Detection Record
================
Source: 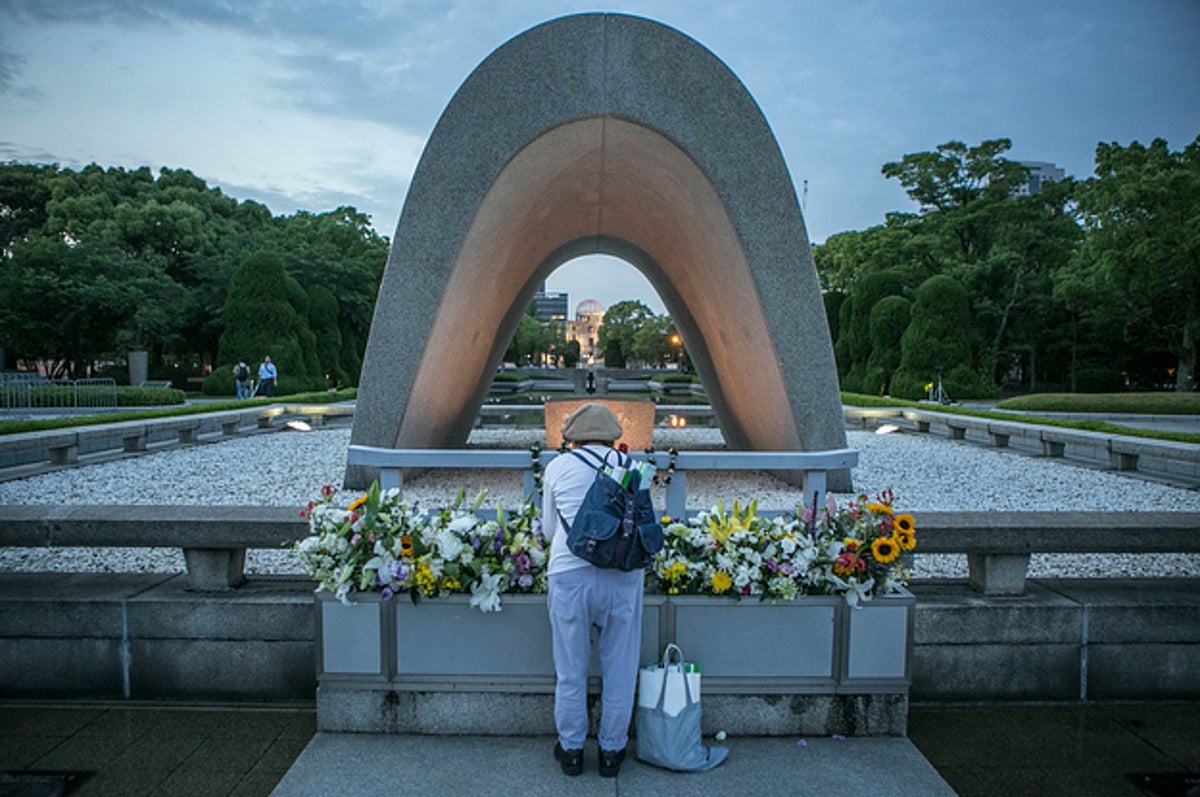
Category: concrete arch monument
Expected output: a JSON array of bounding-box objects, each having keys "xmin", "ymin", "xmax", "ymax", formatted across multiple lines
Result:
[{"xmin": 348, "ymin": 13, "xmax": 849, "ymax": 488}]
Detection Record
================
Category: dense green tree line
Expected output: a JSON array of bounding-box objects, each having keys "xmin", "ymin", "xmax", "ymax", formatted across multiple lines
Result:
[
  {"xmin": 815, "ymin": 136, "xmax": 1199, "ymax": 399},
  {"xmin": 0, "ymin": 163, "xmax": 389, "ymax": 393}
]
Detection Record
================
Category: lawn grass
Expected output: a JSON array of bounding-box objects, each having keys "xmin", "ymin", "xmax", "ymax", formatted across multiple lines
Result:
[
  {"xmin": 0, "ymin": 389, "xmax": 357, "ymax": 436},
  {"xmin": 996, "ymin": 392, "xmax": 1200, "ymax": 415},
  {"xmin": 840, "ymin": 391, "xmax": 1200, "ymax": 445}
]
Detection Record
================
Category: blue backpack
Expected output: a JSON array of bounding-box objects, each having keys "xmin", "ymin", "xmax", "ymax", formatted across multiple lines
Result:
[{"xmin": 557, "ymin": 448, "xmax": 665, "ymax": 572}]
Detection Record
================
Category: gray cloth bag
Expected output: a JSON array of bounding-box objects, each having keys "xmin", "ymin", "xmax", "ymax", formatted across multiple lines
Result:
[{"xmin": 636, "ymin": 645, "xmax": 729, "ymax": 772}]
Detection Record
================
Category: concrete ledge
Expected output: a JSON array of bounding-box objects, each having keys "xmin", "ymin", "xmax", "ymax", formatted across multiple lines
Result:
[
  {"xmin": 315, "ymin": 686, "xmax": 907, "ymax": 736},
  {"xmin": 2, "ymin": 574, "xmax": 1197, "ymax": 705}
]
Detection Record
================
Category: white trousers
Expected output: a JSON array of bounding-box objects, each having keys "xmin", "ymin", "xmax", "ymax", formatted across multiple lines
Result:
[{"xmin": 548, "ymin": 566, "xmax": 644, "ymax": 751}]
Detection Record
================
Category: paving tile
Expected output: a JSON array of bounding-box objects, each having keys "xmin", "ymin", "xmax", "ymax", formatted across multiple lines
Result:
[
  {"xmin": 213, "ymin": 709, "xmax": 312, "ymax": 739},
  {"xmin": 230, "ymin": 771, "xmax": 288, "ymax": 797},
  {"xmin": 27, "ymin": 731, "xmax": 134, "ymax": 770},
  {"xmin": 1104, "ymin": 703, "xmax": 1200, "ymax": 740},
  {"xmin": 153, "ymin": 769, "xmax": 244, "ymax": 797},
  {"xmin": 0, "ymin": 706, "xmax": 104, "ymax": 737},
  {"xmin": 0, "ymin": 735, "xmax": 66, "ymax": 770},
  {"xmin": 106, "ymin": 732, "xmax": 208, "ymax": 772},
  {"xmin": 77, "ymin": 707, "xmax": 229, "ymax": 739},
  {"xmin": 1142, "ymin": 738, "xmax": 1200, "ymax": 772},
  {"xmin": 175, "ymin": 734, "xmax": 274, "ymax": 774},
  {"xmin": 73, "ymin": 766, "xmax": 164, "ymax": 797},
  {"xmin": 249, "ymin": 735, "xmax": 311, "ymax": 773}
]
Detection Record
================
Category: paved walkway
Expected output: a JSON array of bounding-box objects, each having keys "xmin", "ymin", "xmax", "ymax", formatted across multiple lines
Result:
[{"xmin": 2, "ymin": 701, "xmax": 1198, "ymax": 796}]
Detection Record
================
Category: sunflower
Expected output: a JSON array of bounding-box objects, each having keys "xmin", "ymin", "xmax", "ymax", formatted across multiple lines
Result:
[
  {"xmin": 893, "ymin": 528, "xmax": 916, "ymax": 551},
  {"xmin": 894, "ymin": 514, "xmax": 915, "ymax": 534},
  {"xmin": 711, "ymin": 571, "xmax": 733, "ymax": 594},
  {"xmin": 871, "ymin": 536, "xmax": 900, "ymax": 563},
  {"xmin": 348, "ymin": 493, "xmax": 369, "ymax": 513},
  {"xmin": 866, "ymin": 501, "xmax": 893, "ymax": 516}
]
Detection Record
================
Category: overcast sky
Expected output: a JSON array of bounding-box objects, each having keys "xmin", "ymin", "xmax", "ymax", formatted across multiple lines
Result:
[{"xmin": 2, "ymin": 0, "xmax": 1198, "ymax": 315}]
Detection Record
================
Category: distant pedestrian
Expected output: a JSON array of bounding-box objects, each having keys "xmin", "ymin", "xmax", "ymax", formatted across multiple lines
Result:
[
  {"xmin": 258, "ymin": 355, "xmax": 277, "ymax": 398},
  {"xmin": 233, "ymin": 360, "xmax": 251, "ymax": 400}
]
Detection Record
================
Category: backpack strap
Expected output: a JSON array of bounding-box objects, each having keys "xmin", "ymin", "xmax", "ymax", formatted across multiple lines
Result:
[{"xmin": 570, "ymin": 447, "xmax": 628, "ymax": 471}]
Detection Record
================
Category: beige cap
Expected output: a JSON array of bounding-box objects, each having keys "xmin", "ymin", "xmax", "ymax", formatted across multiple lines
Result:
[{"xmin": 561, "ymin": 402, "xmax": 623, "ymax": 443}]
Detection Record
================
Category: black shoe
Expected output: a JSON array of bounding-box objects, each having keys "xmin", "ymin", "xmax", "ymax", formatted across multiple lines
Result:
[
  {"xmin": 599, "ymin": 747, "xmax": 625, "ymax": 778},
  {"xmin": 554, "ymin": 741, "xmax": 583, "ymax": 776}
]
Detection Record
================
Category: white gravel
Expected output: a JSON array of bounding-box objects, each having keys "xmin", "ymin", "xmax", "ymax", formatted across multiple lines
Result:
[{"xmin": 3, "ymin": 426, "xmax": 1199, "ymax": 580}]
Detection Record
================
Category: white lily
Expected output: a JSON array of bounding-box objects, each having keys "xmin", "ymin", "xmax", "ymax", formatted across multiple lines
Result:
[
  {"xmin": 469, "ymin": 570, "xmax": 505, "ymax": 613},
  {"xmin": 826, "ymin": 572, "xmax": 875, "ymax": 608}
]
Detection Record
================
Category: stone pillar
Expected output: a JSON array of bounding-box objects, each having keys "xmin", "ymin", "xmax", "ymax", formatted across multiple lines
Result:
[{"xmin": 128, "ymin": 350, "xmax": 149, "ymax": 387}]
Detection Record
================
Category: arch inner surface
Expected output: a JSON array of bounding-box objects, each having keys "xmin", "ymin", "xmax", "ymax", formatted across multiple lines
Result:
[{"xmin": 399, "ymin": 117, "xmax": 799, "ymax": 452}]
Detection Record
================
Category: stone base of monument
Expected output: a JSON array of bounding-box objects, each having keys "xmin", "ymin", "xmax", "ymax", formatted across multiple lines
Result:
[{"xmin": 314, "ymin": 590, "xmax": 913, "ymax": 736}]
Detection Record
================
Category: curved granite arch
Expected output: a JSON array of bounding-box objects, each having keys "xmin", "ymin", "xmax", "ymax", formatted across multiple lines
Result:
[{"xmin": 348, "ymin": 13, "xmax": 848, "ymax": 488}]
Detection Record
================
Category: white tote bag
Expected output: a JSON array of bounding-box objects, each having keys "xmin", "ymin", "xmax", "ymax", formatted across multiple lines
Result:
[{"xmin": 636, "ymin": 643, "xmax": 728, "ymax": 772}]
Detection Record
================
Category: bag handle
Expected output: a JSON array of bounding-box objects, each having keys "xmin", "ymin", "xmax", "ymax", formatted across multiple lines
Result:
[{"xmin": 652, "ymin": 643, "xmax": 698, "ymax": 711}]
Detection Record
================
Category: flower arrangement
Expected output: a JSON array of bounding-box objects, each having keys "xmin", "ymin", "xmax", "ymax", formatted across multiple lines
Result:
[
  {"xmin": 293, "ymin": 482, "xmax": 914, "ymax": 611},
  {"xmin": 651, "ymin": 491, "xmax": 915, "ymax": 606},
  {"xmin": 293, "ymin": 481, "xmax": 547, "ymax": 612}
]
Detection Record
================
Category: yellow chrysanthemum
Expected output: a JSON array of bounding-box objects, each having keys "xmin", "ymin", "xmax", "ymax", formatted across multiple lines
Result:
[
  {"xmin": 894, "ymin": 514, "xmax": 915, "ymax": 534},
  {"xmin": 872, "ymin": 536, "xmax": 900, "ymax": 563},
  {"xmin": 413, "ymin": 561, "xmax": 438, "ymax": 595},
  {"xmin": 711, "ymin": 571, "xmax": 733, "ymax": 594},
  {"xmin": 662, "ymin": 561, "xmax": 688, "ymax": 582},
  {"xmin": 893, "ymin": 528, "xmax": 916, "ymax": 551},
  {"xmin": 348, "ymin": 493, "xmax": 369, "ymax": 512}
]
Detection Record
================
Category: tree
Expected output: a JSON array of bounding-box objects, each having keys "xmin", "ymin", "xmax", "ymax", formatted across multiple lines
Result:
[
  {"xmin": 890, "ymin": 275, "xmax": 991, "ymax": 400},
  {"xmin": 630, "ymin": 314, "xmax": 674, "ymax": 367},
  {"xmin": 882, "ymin": 139, "xmax": 1030, "ymax": 264},
  {"xmin": 212, "ymin": 251, "xmax": 311, "ymax": 393},
  {"xmin": 863, "ymin": 295, "xmax": 911, "ymax": 396},
  {"xmin": 1068, "ymin": 136, "xmax": 1200, "ymax": 391},
  {"xmin": 598, "ymin": 300, "xmax": 655, "ymax": 368}
]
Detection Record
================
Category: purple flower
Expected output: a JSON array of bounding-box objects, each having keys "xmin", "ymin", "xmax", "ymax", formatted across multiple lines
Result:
[
  {"xmin": 514, "ymin": 553, "xmax": 531, "ymax": 571},
  {"xmin": 766, "ymin": 559, "xmax": 778, "ymax": 572},
  {"xmin": 518, "ymin": 574, "xmax": 533, "ymax": 589},
  {"xmin": 493, "ymin": 540, "xmax": 504, "ymax": 553}
]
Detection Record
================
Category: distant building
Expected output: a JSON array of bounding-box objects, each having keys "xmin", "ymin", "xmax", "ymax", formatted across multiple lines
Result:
[
  {"xmin": 1016, "ymin": 161, "xmax": 1066, "ymax": 196},
  {"xmin": 566, "ymin": 299, "xmax": 606, "ymax": 364},
  {"xmin": 532, "ymin": 283, "xmax": 568, "ymax": 323}
]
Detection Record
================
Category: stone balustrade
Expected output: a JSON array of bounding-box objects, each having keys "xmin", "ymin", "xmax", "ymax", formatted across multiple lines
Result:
[{"xmin": 843, "ymin": 406, "xmax": 1200, "ymax": 485}]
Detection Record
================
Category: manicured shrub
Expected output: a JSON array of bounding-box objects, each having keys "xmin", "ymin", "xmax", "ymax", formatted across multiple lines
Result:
[
  {"xmin": 890, "ymin": 275, "xmax": 992, "ymax": 400},
  {"xmin": 862, "ymin": 295, "xmax": 911, "ymax": 396}
]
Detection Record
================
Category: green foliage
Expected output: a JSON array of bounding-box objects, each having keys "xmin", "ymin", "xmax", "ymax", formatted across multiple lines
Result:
[
  {"xmin": 863, "ymin": 296, "xmax": 911, "ymax": 395},
  {"xmin": 996, "ymin": 392, "xmax": 1200, "ymax": 415},
  {"xmin": 0, "ymin": 389, "xmax": 357, "ymax": 435},
  {"xmin": 0, "ymin": 163, "xmax": 383, "ymax": 387},
  {"xmin": 117, "ymin": 386, "xmax": 186, "ymax": 406},
  {"xmin": 890, "ymin": 276, "xmax": 991, "ymax": 400},
  {"xmin": 216, "ymin": 251, "xmax": 311, "ymax": 387},
  {"xmin": 1064, "ymin": 136, "xmax": 1200, "ymax": 391},
  {"xmin": 598, "ymin": 300, "xmax": 655, "ymax": 368}
]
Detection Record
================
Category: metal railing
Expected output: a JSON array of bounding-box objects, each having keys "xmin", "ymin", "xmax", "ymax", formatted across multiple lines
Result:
[
  {"xmin": 346, "ymin": 445, "xmax": 859, "ymax": 518},
  {"xmin": 1, "ymin": 373, "xmax": 118, "ymax": 410}
]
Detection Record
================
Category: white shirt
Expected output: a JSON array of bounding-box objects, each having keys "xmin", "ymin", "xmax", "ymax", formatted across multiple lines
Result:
[{"xmin": 542, "ymin": 445, "xmax": 623, "ymax": 576}]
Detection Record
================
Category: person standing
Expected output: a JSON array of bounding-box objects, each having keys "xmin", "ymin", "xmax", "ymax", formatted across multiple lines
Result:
[
  {"xmin": 258, "ymin": 355, "xmax": 277, "ymax": 398},
  {"xmin": 542, "ymin": 403, "xmax": 642, "ymax": 778},
  {"xmin": 233, "ymin": 360, "xmax": 251, "ymax": 400}
]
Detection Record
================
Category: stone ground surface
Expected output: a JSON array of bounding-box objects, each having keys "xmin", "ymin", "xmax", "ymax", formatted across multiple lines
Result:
[
  {"xmin": 1, "ymin": 701, "xmax": 1197, "ymax": 796},
  {"xmin": 3, "ymin": 425, "xmax": 1200, "ymax": 580}
]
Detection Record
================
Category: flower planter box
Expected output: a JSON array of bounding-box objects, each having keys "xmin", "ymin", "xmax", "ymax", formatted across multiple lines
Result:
[{"xmin": 314, "ymin": 590, "xmax": 912, "ymax": 735}]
